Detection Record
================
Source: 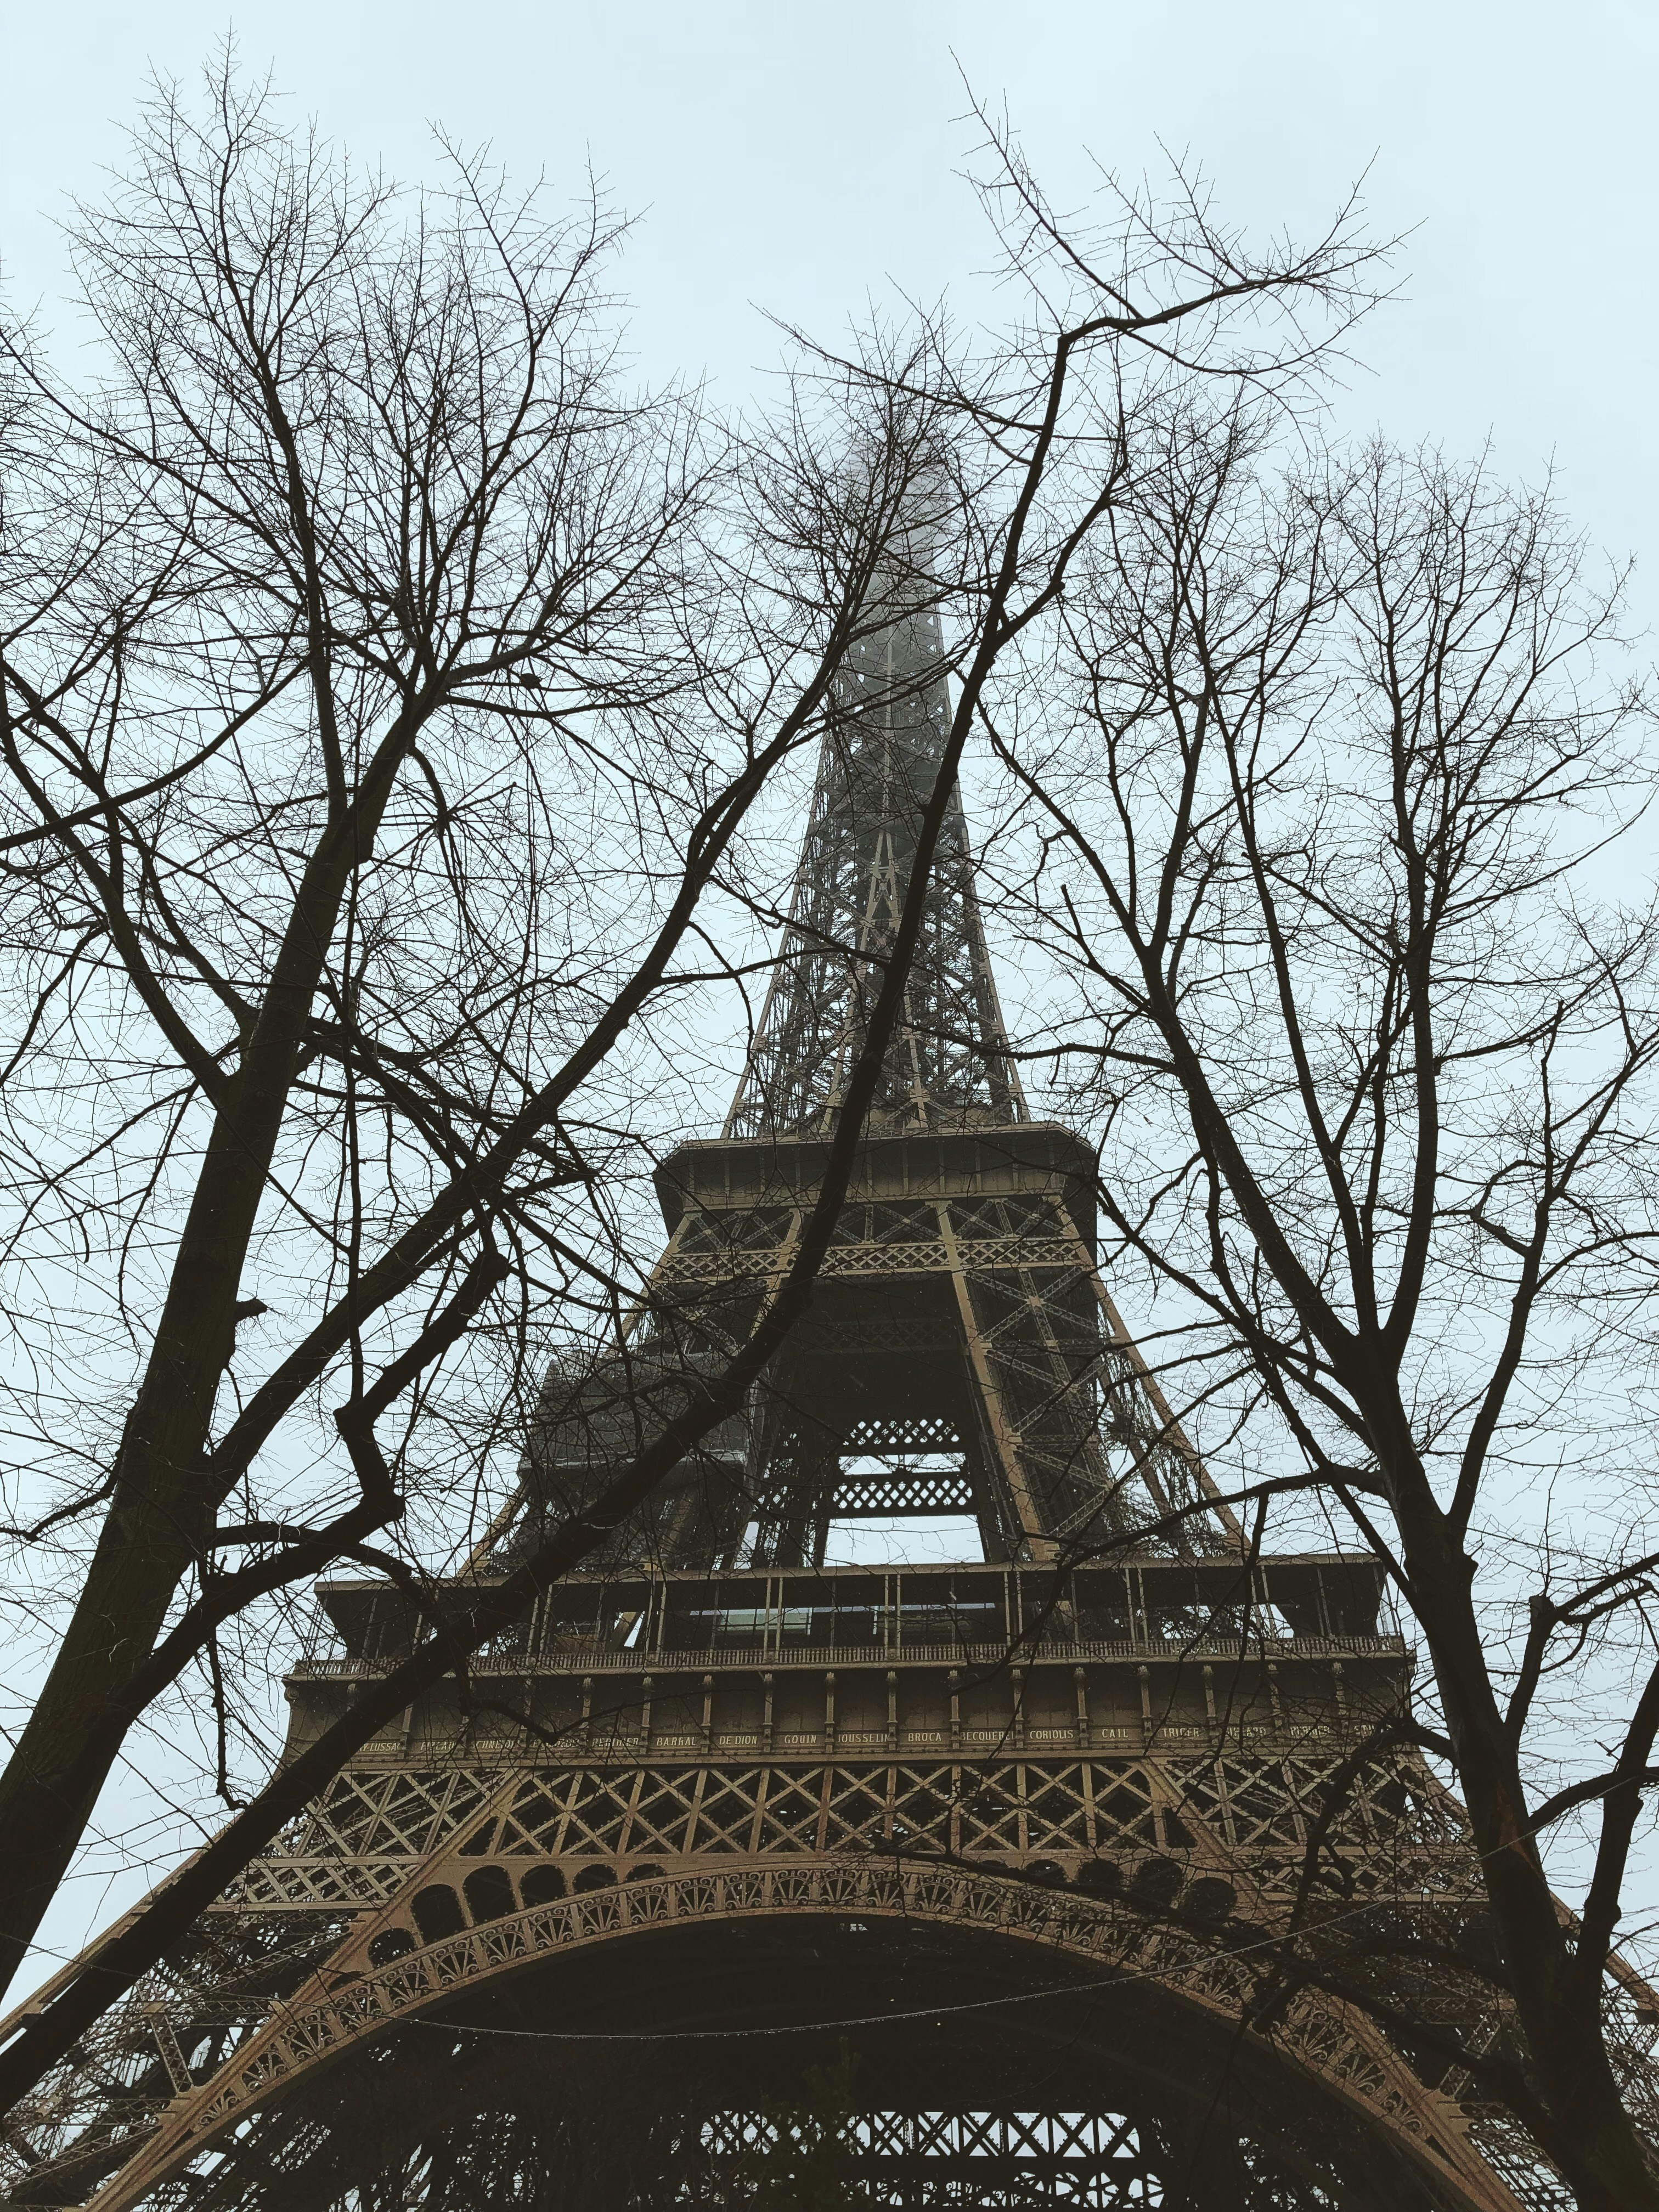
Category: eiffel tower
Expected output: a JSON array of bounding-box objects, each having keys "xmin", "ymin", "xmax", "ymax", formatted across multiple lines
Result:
[{"xmin": 2, "ymin": 593, "xmax": 1635, "ymax": 2212}]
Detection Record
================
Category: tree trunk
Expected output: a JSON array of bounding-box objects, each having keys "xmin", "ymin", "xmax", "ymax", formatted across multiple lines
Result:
[
  {"xmin": 1376, "ymin": 1408, "xmax": 1658, "ymax": 2210},
  {"xmin": 0, "ymin": 795, "xmax": 389, "ymax": 1994},
  {"xmin": 0, "ymin": 1475, "xmax": 205, "ymax": 1994}
]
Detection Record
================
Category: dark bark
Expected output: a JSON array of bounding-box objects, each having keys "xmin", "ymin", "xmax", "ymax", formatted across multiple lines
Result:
[
  {"xmin": 0, "ymin": 326, "xmax": 1062, "ymax": 2107},
  {"xmin": 996, "ymin": 428, "xmax": 1659, "ymax": 2205}
]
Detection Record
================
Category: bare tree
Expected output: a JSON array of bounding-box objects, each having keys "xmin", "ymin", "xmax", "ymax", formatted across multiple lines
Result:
[
  {"xmin": 988, "ymin": 408, "xmax": 1659, "ymax": 2206},
  {"xmin": 0, "ymin": 58, "xmax": 972, "ymax": 2005},
  {"xmin": 0, "ymin": 68, "xmax": 1385, "ymax": 2121}
]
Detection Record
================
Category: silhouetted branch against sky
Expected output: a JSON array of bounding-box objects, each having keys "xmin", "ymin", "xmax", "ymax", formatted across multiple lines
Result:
[
  {"xmin": 1, "ymin": 20, "xmax": 1656, "ymax": 2204},
  {"xmin": 977, "ymin": 410, "xmax": 1659, "ymax": 2204},
  {"xmin": 0, "ymin": 48, "xmax": 1387, "ymax": 2053}
]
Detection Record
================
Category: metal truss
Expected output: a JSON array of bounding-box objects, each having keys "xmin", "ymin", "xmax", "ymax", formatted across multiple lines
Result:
[
  {"xmin": 489, "ymin": 599, "xmax": 1239, "ymax": 1570},
  {"xmin": 221, "ymin": 1749, "xmax": 1469, "ymax": 1900},
  {"xmin": 633, "ymin": 1173, "xmax": 1238, "ymax": 1565},
  {"xmin": 723, "ymin": 602, "xmax": 1024, "ymax": 1141},
  {"xmin": 828, "ymin": 1468, "xmax": 979, "ymax": 1517},
  {"xmin": 695, "ymin": 2104, "xmax": 1160, "ymax": 2205}
]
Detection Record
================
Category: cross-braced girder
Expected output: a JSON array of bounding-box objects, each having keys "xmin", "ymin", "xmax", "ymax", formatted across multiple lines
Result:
[
  {"xmin": 723, "ymin": 602, "xmax": 1024, "ymax": 1143},
  {"xmin": 595, "ymin": 1149, "xmax": 1242, "ymax": 1568}
]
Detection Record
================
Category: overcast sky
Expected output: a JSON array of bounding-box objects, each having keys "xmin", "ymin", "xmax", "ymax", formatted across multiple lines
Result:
[
  {"xmin": 4, "ymin": 0, "xmax": 1656, "ymax": 633},
  {"xmin": 2, "ymin": 0, "xmax": 1655, "ymax": 1984}
]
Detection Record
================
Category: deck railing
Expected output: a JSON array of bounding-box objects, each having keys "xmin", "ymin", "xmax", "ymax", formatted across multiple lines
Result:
[{"xmin": 292, "ymin": 1628, "xmax": 1405, "ymax": 1681}]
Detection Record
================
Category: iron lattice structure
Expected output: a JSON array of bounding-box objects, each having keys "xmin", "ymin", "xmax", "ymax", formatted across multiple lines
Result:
[
  {"xmin": 723, "ymin": 595, "xmax": 1023, "ymax": 1142},
  {"xmin": 504, "ymin": 590, "xmax": 1233, "ymax": 1575},
  {"xmin": 6, "ymin": 603, "xmax": 1658, "ymax": 2212}
]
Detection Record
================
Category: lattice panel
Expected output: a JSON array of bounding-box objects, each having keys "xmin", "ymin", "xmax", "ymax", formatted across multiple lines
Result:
[
  {"xmin": 230, "ymin": 1857, "xmax": 428, "ymax": 1911},
  {"xmin": 831, "ymin": 1199, "xmax": 950, "ymax": 1248},
  {"xmin": 1020, "ymin": 1767, "xmax": 1107, "ymax": 1857},
  {"xmin": 1178, "ymin": 1757, "xmax": 1313, "ymax": 1858},
  {"xmin": 555, "ymin": 1770, "xmax": 644, "ymax": 1857},
  {"xmin": 659, "ymin": 1234, "xmax": 1103, "ymax": 1285},
  {"xmin": 624, "ymin": 1770, "xmax": 711, "ymax": 1859},
  {"xmin": 830, "ymin": 1468, "xmax": 977, "ymax": 1516},
  {"xmin": 842, "ymin": 1413, "xmax": 963, "ymax": 1454},
  {"xmin": 749, "ymin": 1768, "xmax": 831, "ymax": 1855},
  {"xmin": 1088, "ymin": 1771, "xmax": 1161, "ymax": 1853},
  {"xmin": 670, "ymin": 1205, "xmax": 799, "ymax": 1258},
  {"xmin": 1175, "ymin": 1751, "xmax": 1479, "ymax": 1897},
  {"xmin": 213, "ymin": 1747, "xmax": 1484, "ymax": 1923},
  {"xmin": 820, "ymin": 1765, "xmax": 897, "ymax": 1852},
  {"xmin": 493, "ymin": 1776, "xmax": 571, "ymax": 1855},
  {"xmin": 684, "ymin": 1767, "xmax": 771, "ymax": 1855},
  {"xmin": 298, "ymin": 1770, "xmax": 497, "ymax": 1861},
  {"xmin": 953, "ymin": 1193, "xmax": 1070, "ymax": 1240},
  {"xmin": 695, "ymin": 2106, "xmax": 1159, "ymax": 2207}
]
